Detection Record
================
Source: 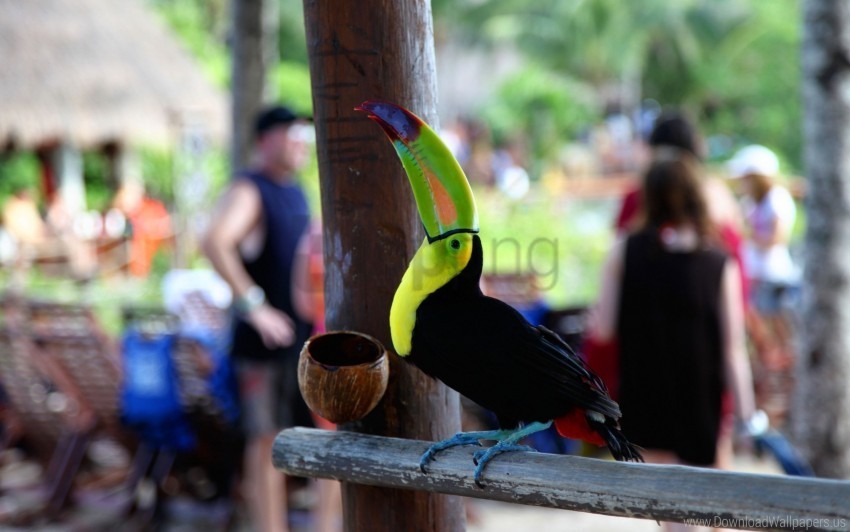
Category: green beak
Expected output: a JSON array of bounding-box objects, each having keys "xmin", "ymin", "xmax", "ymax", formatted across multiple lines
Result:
[{"xmin": 356, "ymin": 100, "xmax": 479, "ymax": 243}]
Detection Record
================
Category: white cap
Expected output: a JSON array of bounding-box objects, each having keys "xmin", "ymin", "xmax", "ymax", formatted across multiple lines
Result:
[{"xmin": 728, "ymin": 144, "xmax": 779, "ymax": 178}]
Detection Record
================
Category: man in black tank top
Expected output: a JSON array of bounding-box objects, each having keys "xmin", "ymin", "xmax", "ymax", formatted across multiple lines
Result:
[{"xmin": 203, "ymin": 105, "xmax": 313, "ymax": 532}]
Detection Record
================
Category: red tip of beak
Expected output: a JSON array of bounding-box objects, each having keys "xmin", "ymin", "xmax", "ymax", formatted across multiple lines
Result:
[{"xmin": 356, "ymin": 100, "xmax": 424, "ymax": 143}]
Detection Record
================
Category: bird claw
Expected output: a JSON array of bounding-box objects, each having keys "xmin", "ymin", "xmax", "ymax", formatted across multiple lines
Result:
[
  {"xmin": 472, "ymin": 443, "xmax": 536, "ymax": 487},
  {"xmin": 418, "ymin": 433, "xmax": 486, "ymax": 474},
  {"xmin": 419, "ymin": 446, "xmax": 454, "ymax": 473},
  {"xmin": 418, "ymin": 427, "xmax": 540, "ymax": 486},
  {"xmin": 472, "ymin": 444, "xmax": 534, "ymax": 464},
  {"xmin": 418, "ymin": 455, "xmax": 432, "ymax": 474}
]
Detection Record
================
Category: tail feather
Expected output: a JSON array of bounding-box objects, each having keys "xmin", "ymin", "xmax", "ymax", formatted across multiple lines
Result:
[
  {"xmin": 587, "ymin": 417, "xmax": 643, "ymax": 462},
  {"xmin": 554, "ymin": 408, "xmax": 605, "ymax": 446},
  {"xmin": 554, "ymin": 408, "xmax": 643, "ymax": 462}
]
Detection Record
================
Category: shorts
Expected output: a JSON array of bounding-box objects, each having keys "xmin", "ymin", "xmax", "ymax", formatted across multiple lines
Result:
[{"xmin": 234, "ymin": 356, "xmax": 314, "ymax": 438}]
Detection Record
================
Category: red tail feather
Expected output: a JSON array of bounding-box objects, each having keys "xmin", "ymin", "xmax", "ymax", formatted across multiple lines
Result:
[{"xmin": 555, "ymin": 408, "xmax": 605, "ymax": 446}]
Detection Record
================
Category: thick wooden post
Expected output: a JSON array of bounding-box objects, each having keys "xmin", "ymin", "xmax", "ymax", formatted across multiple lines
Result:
[{"xmin": 302, "ymin": 1, "xmax": 465, "ymax": 530}]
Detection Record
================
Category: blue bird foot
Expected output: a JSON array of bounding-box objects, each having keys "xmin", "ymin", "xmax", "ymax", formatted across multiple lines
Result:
[
  {"xmin": 419, "ymin": 430, "xmax": 509, "ymax": 473},
  {"xmin": 469, "ymin": 420, "xmax": 552, "ymax": 488},
  {"xmin": 472, "ymin": 442, "xmax": 536, "ymax": 487},
  {"xmin": 472, "ymin": 443, "xmax": 536, "ymax": 466},
  {"xmin": 418, "ymin": 421, "xmax": 554, "ymax": 486}
]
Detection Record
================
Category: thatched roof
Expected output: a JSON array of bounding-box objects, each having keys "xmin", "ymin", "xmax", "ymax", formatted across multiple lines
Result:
[{"xmin": 0, "ymin": 0, "xmax": 228, "ymax": 149}]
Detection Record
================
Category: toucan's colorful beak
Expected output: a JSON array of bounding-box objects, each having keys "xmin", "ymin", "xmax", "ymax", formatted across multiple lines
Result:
[{"xmin": 356, "ymin": 100, "xmax": 478, "ymax": 243}]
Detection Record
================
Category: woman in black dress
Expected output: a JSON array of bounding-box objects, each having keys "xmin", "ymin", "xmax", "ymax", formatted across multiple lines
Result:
[{"xmin": 589, "ymin": 148, "xmax": 756, "ymax": 473}]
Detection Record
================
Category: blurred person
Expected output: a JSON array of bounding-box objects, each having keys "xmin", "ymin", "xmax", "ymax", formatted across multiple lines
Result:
[
  {"xmin": 588, "ymin": 152, "xmax": 757, "ymax": 531},
  {"xmin": 462, "ymin": 119, "xmax": 497, "ymax": 187},
  {"xmin": 291, "ymin": 221, "xmax": 343, "ymax": 532},
  {"xmin": 602, "ymin": 103, "xmax": 640, "ymax": 173},
  {"xmin": 595, "ymin": 112, "xmax": 750, "ymax": 418},
  {"xmin": 614, "ymin": 111, "xmax": 701, "ymax": 235},
  {"xmin": 2, "ymin": 186, "xmax": 49, "ymax": 285},
  {"xmin": 729, "ymin": 145, "xmax": 798, "ymax": 370},
  {"xmin": 203, "ymin": 105, "xmax": 316, "ymax": 532},
  {"xmin": 614, "ymin": 111, "xmax": 748, "ymax": 302},
  {"xmin": 292, "ymin": 221, "xmax": 324, "ymax": 336},
  {"xmin": 492, "ymin": 139, "xmax": 531, "ymax": 200},
  {"xmin": 45, "ymin": 195, "xmax": 98, "ymax": 279},
  {"xmin": 2, "ymin": 186, "xmax": 48, "ymax": 255},
  {"xmin": 113, "ymin": 180, "xmax": 172, "ymax": 277},
  {"xmin": 615, "ymin": 111, "xmax": 704, "ymax": 234}
]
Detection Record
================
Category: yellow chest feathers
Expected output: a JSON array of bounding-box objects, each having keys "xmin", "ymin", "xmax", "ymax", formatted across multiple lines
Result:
[{"xmin": 389, "ymin": 234, "xmax": 473, "ymax": 356}]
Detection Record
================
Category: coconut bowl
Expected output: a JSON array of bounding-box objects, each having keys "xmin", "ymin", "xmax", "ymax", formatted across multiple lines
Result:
[{"xmin": 297, "ymin": 331, "xmax": 389, "ymax": 424}]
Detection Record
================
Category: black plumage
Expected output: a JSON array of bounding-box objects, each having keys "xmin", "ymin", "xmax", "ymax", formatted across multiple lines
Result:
[{"xmin": 408, "ymin": 235, "xmax": 639, "ymax": 461}]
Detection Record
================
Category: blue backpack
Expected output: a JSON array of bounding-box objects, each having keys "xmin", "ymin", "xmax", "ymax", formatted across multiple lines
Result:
[{"xmin": 120, "ymin": 329, "xmax": 195, "ymax": 451}]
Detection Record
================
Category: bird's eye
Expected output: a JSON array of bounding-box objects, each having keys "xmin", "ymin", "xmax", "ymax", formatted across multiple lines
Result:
[{"xmin": 450, "ymin": 239, "xmax": 461, "ymax": 250}]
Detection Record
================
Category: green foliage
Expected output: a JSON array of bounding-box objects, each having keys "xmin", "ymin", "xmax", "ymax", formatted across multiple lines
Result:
[
  {"xmin": 278, "ymin": 0, "xmax": 309, "ymax": 63},
  {"xmin": 297, "ymin": 141, "xmax": 322, "ymax": 216},
  {"xmin": 151, "ymin": 0, "xmax": 230, "ymax": 87},
  {"xmin": 272, "ymin": 61, "xmax": 313, "ymax": 115},
  {"xmin": 152, "ymin": 0, "xmax": 311, "ymax": 91},
  {"xmin": 693, "ymin": 1, "xmax": 802, "ymax": 170},
  {"xmin": 82, "ymin": 152, "xmax": 112, "ymax": 211},
  {"xmin": 476, "ymin": 187, "xmax": 614, "ymax": 307},
  {"xmin": 434, "ymin": 0, "xmax": 803, "ymax": 171},
  {"xmin": 0, "ymin": 152, "xmax": 41, "ymax": 209},
  {"xmin": 137, "ymin": 144, "xmax": 231, "ymax": 209},
  {"xmin": 640, "ymin": 0, "xmax": 751, "ymax": 104},
  {"xmin": 479, "ymin": 66, "xmax": 600, "ymax": 172},
  {"xmin": 138, "ymin": 146, "xmax": 176, "ymax": 204},
  {"xmin": 200, "ymin": 147, "xmax": 232, "ymax": 201}
]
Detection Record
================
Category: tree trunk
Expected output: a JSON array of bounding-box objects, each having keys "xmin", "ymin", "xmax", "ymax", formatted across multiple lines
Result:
[
  {"xmin": 230, "ymin": 0, "xmax": 267, "ymax": 171},
  {"xmin": 262, "ymin": 0, "xmax": 279, "ymax": 102},
  {"xmin": 302, "ymin": 0, "xmax": 465, "ymax": 530},
  {"xmin": 793, "ymin": 0, "xmax": 850, "ymax": 479}
]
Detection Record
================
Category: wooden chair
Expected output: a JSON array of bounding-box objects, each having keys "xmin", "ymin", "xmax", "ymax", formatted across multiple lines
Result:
[
  {"xmin": 34, "ymin": 333, "xmax": 123, "ymax": 431},
  {"xmin": 0, "ymin": 327, "xmax": 95, "ymax": 521},
  {"xmin": 13, "ymin": 302, "xmax": 141, "ymax": 522},
  {"xmin": 177, "ymin": 291, "xmax": 229, "ymax": 334},
  {"xmin": 23, "ymin": 302, "xmax": 123, "ymax": 431},
  {"xmin": 25, "ymin": 300, "xmax": 103, "ymax": 337}
]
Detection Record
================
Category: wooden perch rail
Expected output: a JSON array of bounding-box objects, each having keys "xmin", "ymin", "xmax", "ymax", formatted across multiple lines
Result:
[{"xmin": 274, "ymin": 428, "xmax": 850, "ymax": 531}]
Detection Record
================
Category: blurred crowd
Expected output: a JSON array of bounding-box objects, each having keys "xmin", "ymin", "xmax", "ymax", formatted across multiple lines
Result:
[{"xmin": 439, "ymin": 100, "xmax": 666, "ymax": 201}]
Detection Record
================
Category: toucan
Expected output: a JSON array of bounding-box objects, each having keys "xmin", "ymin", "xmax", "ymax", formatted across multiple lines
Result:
[{"xmin": 356, "ymin": 100, "xmax": 642, "ymax": 486}]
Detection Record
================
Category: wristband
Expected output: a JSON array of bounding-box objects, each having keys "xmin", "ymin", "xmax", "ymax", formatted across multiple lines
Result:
[
  {"xmin": 234, "ymin": 285, "xmax": 266, "ymax": 314},
  {"xmin": 746, "ymin": 409, "xmax": 769, "ymax": 437}
]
